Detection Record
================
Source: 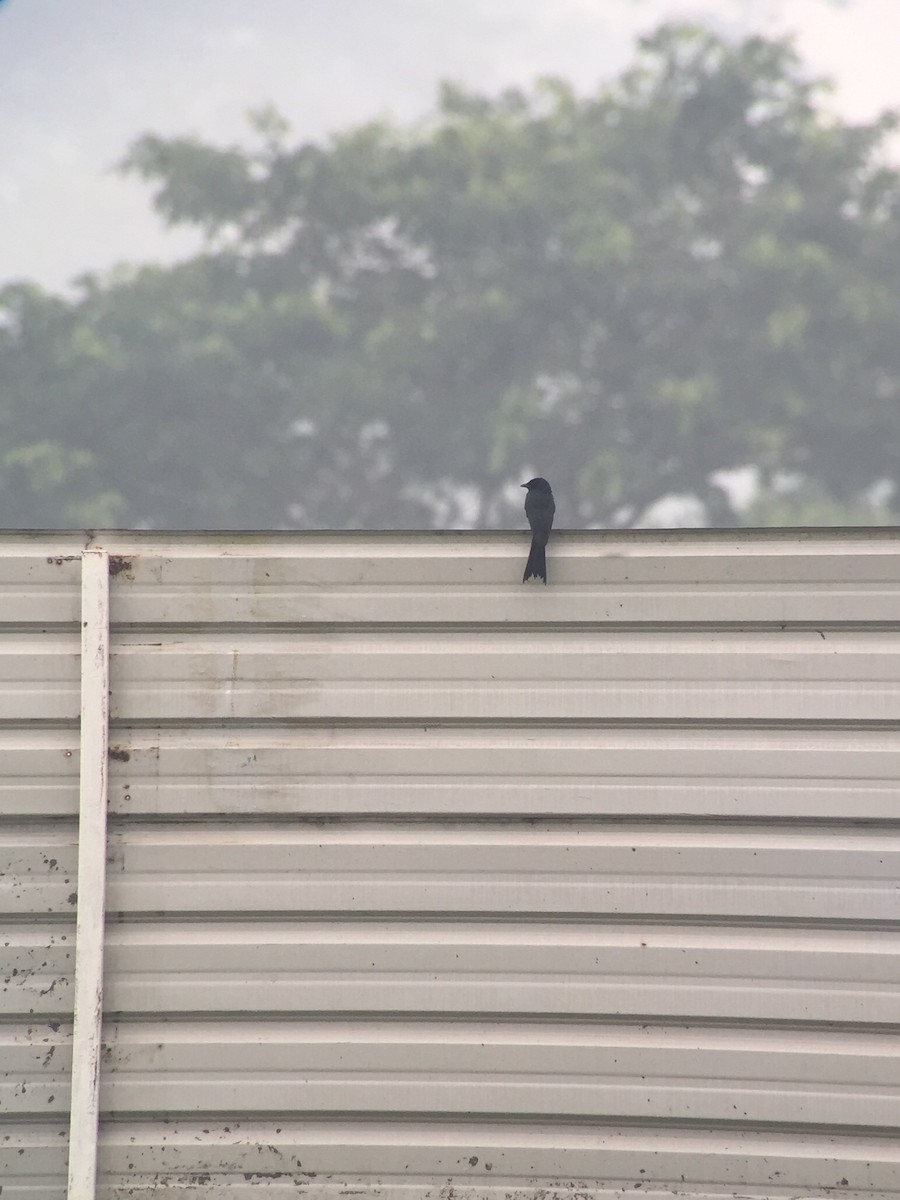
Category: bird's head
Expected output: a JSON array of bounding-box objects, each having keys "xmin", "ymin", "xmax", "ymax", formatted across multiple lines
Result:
[{"xmin": 521, "ymin": 477, "xmax": 552, "ymax": 493}]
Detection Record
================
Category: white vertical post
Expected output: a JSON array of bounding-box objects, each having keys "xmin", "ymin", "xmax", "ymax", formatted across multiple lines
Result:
[{"xmin": 67, "ymin": 549, "xmax": 111, "ymax": 1200}]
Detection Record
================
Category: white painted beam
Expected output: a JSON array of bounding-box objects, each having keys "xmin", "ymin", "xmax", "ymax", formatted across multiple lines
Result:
[{"xmin": 66, "ymin": 549, "xmax": 110, "ymax": 1200}]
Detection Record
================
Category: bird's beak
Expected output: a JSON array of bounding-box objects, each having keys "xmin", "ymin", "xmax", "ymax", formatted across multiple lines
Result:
[{"xmin": 520, "ymin": 483, "xmax": 527, "ymax": 488}]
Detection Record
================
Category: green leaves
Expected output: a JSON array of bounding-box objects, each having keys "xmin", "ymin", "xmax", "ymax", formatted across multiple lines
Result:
[{"xmin": 3, "ymin": 22, "xmax": 900, "ymax": 528}]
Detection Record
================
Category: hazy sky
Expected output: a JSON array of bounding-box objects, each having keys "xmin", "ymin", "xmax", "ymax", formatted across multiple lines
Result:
[{"xmin": 3, "ymin": 0, "xmax": 899, "ymax": 293}]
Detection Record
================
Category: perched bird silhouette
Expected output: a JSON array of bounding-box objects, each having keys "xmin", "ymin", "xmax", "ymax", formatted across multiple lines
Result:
[{"xmin": 522, "ymin": 477, "xmax": 555, "ymax": 584}]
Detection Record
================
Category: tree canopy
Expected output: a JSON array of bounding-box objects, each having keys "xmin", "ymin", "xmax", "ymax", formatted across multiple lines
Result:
[{"xmin": 3, "ymin": 22, "xmax": 900, "ymax": 529}]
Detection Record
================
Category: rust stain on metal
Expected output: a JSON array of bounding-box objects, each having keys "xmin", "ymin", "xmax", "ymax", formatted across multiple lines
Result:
[
  {"xmin": 108, "ymin": 746, "xmax": 131, "ymax": 763},
  {"xmin": 109, "ymin": 555, "xmax": 133, "ymax": 576}
]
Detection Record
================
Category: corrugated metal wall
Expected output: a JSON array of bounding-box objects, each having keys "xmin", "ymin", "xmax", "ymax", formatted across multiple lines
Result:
[{"xmin": 3, "ymin": 529, "xmax": 900, "ymax": 1199}]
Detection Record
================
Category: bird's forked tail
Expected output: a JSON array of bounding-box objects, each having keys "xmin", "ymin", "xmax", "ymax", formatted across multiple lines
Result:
[{"xmin": 523, "ymin": 538, "xmax": 547, "ymax": 584}]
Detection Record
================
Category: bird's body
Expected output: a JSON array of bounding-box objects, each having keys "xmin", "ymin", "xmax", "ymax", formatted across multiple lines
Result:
[{"xmin": 522, "ymin": 477, "xmax": 555, "ymax": 584}]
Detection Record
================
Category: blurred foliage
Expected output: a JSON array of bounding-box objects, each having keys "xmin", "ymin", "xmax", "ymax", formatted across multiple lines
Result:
[
  {"xmin": 743, "ymin": 478, "xmax": 895, "ymax": 526},
  {"xmin": 3, "ymin": 22, "xmax": 900, "ymax": 529}
]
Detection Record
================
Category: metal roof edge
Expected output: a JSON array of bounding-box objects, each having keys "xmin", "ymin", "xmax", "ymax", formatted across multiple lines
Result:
[{"xmin": 0, "ymin": 526, "xmax": 897, "ymax": 543}]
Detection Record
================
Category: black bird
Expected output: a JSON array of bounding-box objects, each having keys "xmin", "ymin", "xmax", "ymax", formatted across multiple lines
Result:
[{"xmin": 521, "ymin": 477, "xmax": 555, "ymax": 584}]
